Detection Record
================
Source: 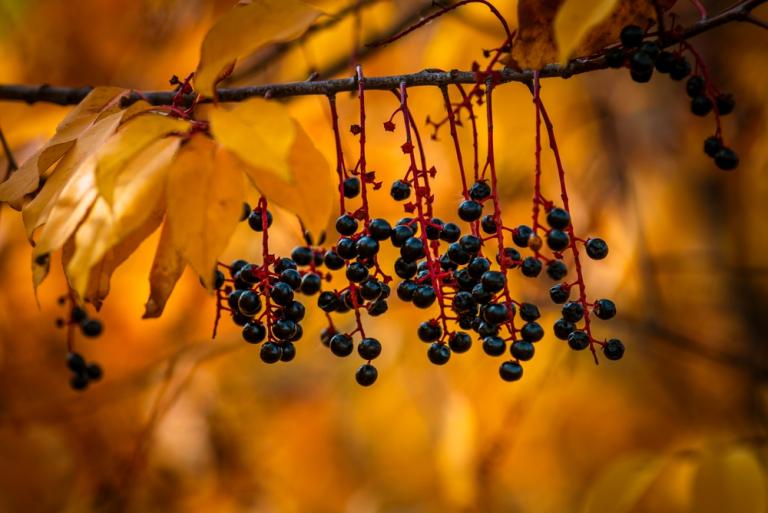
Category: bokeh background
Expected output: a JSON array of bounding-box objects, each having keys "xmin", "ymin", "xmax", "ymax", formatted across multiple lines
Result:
[{"xmin": 1, "ymin": 0, "xmax": 767, "ymax": 512}]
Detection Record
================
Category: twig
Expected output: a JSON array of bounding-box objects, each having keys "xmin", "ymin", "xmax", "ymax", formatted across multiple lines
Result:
[{"xmin": 0, "ymin": 0, "xmax": 764, "ymax": 107}]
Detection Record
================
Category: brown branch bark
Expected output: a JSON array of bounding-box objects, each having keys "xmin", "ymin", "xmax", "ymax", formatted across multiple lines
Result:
[{"xmin": 0, "ymin": 0, "xmax": 764, "ymax": 107}]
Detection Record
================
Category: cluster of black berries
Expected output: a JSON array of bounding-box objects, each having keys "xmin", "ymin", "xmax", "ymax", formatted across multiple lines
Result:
[
  {"xmin": 55, "ymin": 302, "xmax": 103, "ymax": 338},
  {"xmin": 66, "ymin": 352, "xmax": 102, "ymax": 391},
  {"xmin": 606, "ymin": 25, "xmax": 738, "ymax": 171}
]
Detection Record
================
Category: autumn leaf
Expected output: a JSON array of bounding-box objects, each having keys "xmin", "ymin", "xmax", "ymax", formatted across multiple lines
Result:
[
  {"xmin": 22, "ymin": 112, "xmax": 124, "ymax": 241},
  {"xmin": 582, "ymin": 452, "xmax": 668, "ymax": 513},
  {"xmin": 554, "ymin": 0, "xmax": 621, "ymax": 63},
  {"xmin": 0, "ymin": 86, "xmax": 125, "ymax": 207},
  {"xmin": 94, "ymin": 113, "xmax": 187, "ymax": 204},
  {"xmin": 143, "ymin": 220, "xmax": 186, "ymax": 319},
  {"xmin": 692, "ymin": 445, "xmax": 767, "ymax": 513},
  {"xmin": 166, "ymin": 135, "xmax": 243, "ymax": 289},
  {"xmin": 194, "ymin": 0, "xmax": 322, "ymax": 98},
  {"xmin": 236, "ymin": 118, "xmax": 333, "ymax": 236},
  {"xmin": 209, "ymin": 97, "xmax": 295, "ymax": 182}
]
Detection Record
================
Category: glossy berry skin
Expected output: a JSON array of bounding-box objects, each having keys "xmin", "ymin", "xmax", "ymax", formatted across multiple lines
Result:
[
  {"xmin": 546, "ymin": 230, "xmax": 570, "ymax": 251},
  {"xmin": 368, "ymin": 218, "xmax": 392, "ymax": 241},
  {"xmin": 511, "ymin": 341, "xmax": 535, "ymax": 361},
  {"xmin": 412, "ymin": 286, "xmax": 437, "ymax": 308},
  {"xmin": 481, "ymin": 215, "xmax": 497, "ymax": 234},
  {"xmin": 449, "ymin": 332, "xmax": 472, "ymax": 353},
  {"xmin": 567, "ymin": 330, "xmax": 590, "ymax": 351},
  {"xmin": 391, "ymin": 224, "xmax": 415, "ymax": 247},
  {"xmin": 336, "ymin": 238, "xmax": 357, "ymax": 260},
  {"xmin": 242, "ymin": 322, "xmax": 267, "ymax": 344},
  {"xmin": 655, "ymin": 51, "xmax": 675, "ymax": 73},
  {"xmin": 715, "ymin": 94, "xmax": 735, "ymax": 115},
  {"xmin": 482, "ymin": 303, "xmax": 509, "ymax": 324},
  {"xmin": 520, "ymin": 322, "xmax": 544, "ymax": 342},
  {"xmin": 686, "ymin": 75, "xmax": 705, "ymax": 98},
  {"xmin": 469, "ymin": 181, "xmax": 491, "ymax": 200},
  {"xmin": 356, "ymin": 236, "xmax": 380, "ymax": 258},
  {"xmin": 358, "ymin": 338, "xmax": 382, "ymax": 360},
  {"xmin": 279, "ymin": 269, "xmax": 302, "ymax": 290},
  {"xmin": 691, "ymin": 95, "xmax": 713, "ymax": 116},
  {"xmin": 238, "ymin": 291, "xmax": 262, "ymax": 316},
  {"xmin": 231, "ymin": 312, "xmax": 251, "ymax": 326},
  {"xmin": 481, "ymin": 271, "xmax": 506, "ymax": 293},
  {"xmin": 418, "ymin": 321, "xmax": 442, "ymax": 342},
  {"xmin": 240, "ymin": 202, "xmax": 251, "ymax": 222},
  {"xmin": 620, "ymin": 25, "xmax": 644, "ymax": 47},
  {"xmin": 273, "ymin": 319, "xmax": 298, "ymax": 341},
  {"xmin": 499, "ymin": 360, "xmax": 523, "ymax": 382},
  {"xmin": 512, "ymin": 225, "xmax": 533, "ymax": 247},
  {"xmin": 397, "ymin": 280, "xmax": 417, "ymax": 301},
  {"xmin": 586, "ymin": 238, "xmax": 609, "ymax": 260},
  {"xmin": 458, "ymin": 200, "xmax": 483, "ymax": 222},
  {"xmin": 336, "ymin": 214, "xmax": 358, "ymax": 236},
  {"xmin": 546, "ymin": 260, "xmax": 568, "ymax": 280},
  {"xmin": 440, "ymin": 223, "xmax": 461, "ymax": 243},
  {"xmin": 300, "ymin": 273, "xmax": 322, "ymax": 295},
  {"xmin": 356, "ymin": 364, "xmax": 378, "ymax": 386},
  {"xmin": 81, "ymin": 319, "xmax": 103, "ymax": 337},
  {"xmin": 546, "ymin": 208, "xmax": 571, "ymax": 230},
  {"xmin": 521, "ymin": 257, "xmax": 542, "ymax": 278},
  {"xmin": 391, "ymin": 180, "xmax": 411, "ymax": 201},
  {"xmin": 284, "ymin": 301, "xmax": 306, "ymax": 322},
  {"xmin": 427, "ymin": 343, "xmax": 451, "ymax": 365},
  {"xmin": 704, "ymin": 136, "xmax": 721, "ymax": 157},
  {"xmin": 630, "ymin": 67, "xmax": 652, "ymax": 84},
  {"xmin": 714, "ymin": 148, "xmax": 739, "ymax": 171},
  {"xmin": 459, "ymin": 235, "xmax": 482, "ymax": 254},
  {"xmin": 401, "ymin": 237, "xmax": 426, "ymax": 262},
  {"xmin": 447, "ymin": 243, "xmax": 470, "ymax": 265},
  {"xmin": 630, "ymin": 51, "xmax": 653, "ymax": 74},
  {"xmin": 562, "ymin": 301, "xmax": 585, "ymax": 322},
  {"xmin": 605, "ymin": 48, "xmax": 624, "ymax": 68},
  {"xmin": 260, "ymin": 342, "xmax": 282, "ymax": 363},
  {"xmin": 330, "ymin": 333, "xmax": 354, "ymax": 357},
  {"xmin": 318, "ymin": 291, "xmax": 340, "ymax": 312},
  {"xmin": 425, "ymin": 218, "xmax": 444, "ymax": 240},
  {"xmin": 280, "ymin": 342, "xmax": 296, "ymax": 362},
  {"xmin": 603, "ymin": 339, "xmax": 625, "ymax": 360},
  {"xmin": 360, "ymin": 279, "xmax": 383, "ymax": 301},
  {"xmin": 324, "ymin": 251, "xmax": 345, "ymax": 270},
  {"xmin": 549, "ymin": 283, "xmax": 571, "ymax": 304},
  {"xmin": 639, "ymin": 42, "xmax": 659, "ymax": 60},
  {"xmin": 467, "ymin": 257, "xmax": 491, "ymax": 279},
  {"xmin": 593, "ymin": 299, "xmax": 617, "ymax": 320},
  {"xmin": 213, "ymin": 270, "xmax": 226, "ymax": 289},
  {"xmin": 248, "ymin": 209, "xmax": 273, "ymax": 231},
  {"xmin": 519, "ymin": 303, "xmax": 540, "ymax": 322},
  {"xmin": 395, "ymin": 258, "xmax": 417, "ymax": 279},
  {"xmin": 343, "ymin": 177, "xmax": 360, "ymax": 198},
  {"xmin": 71, "ymin": 306, "xmax": 87, "ymax": 323},
  {"xmin": 553, "ymin": 318, "xmax": 575, "ymax": 340},
  {"xmin": 270, "ymin": 282, "xmax": 294, "ymax": 306},
  {"xmin": 482, "ymin": 336, "xmax": 506, "ymax": 357},
  {"xmin": 274, "ymin": 258, "xmax": 297, "ymax": 273},
  {"xmin": 291, "ymin": 246, "xmax": 313, "ymax": 266},
  {"xmin": 368, "ymin": 299, "xmax": 388, "ymax": 316}
]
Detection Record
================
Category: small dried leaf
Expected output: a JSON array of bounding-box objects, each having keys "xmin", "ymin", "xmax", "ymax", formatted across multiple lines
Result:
[
  {"xmin": 195, "ymin": 0, "xmax": 321, "ymax": 98},
  {"xmin": 210, "ymin": 97, "xmax": 295, "ymax": 182},
  {"xmin": 143, "ymin": 220, "xmax": 186, "ymax": 319},
  {"xmin": 166, "ymin": 135, "xmax": 243, "ymax": 288}
]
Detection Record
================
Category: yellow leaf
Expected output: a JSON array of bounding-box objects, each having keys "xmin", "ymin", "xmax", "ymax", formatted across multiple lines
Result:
[
  {"xmin": 22, "ymin": 112, "xmax": 123, "ymax": 241},
  {"xmin": 194, "ymin": 0, "xmax": 321, "ymax": 98},
  {"xmin": 166, "ymin": 135, "xmax": 243, "ymax": 288},
  {"xmin": 210, "ymin": 98, "xmax": 295, "ymax": 182},
  {"xmin": 582, "ymin": 452, "xmax": 668, "ymax": 513},
  {"xmin": 238, "ymin": 121, "xmax": 332, "ymax": 235},
  {"xmin": 554, "ymin": 0, "xmax": 621, "ymax": 63},
  {"xmin": 94, "ymin": 113, "xmax": 188, "ymax": 204},
  {"xmin": 0, "ymin": 86, "xmax": 124, "ymax": 205},
  {"xmin": 143, "ymin": 220, "xmax": 186, "ymax": 319},
  {"xmin": 692, "ymin": 445, "xmax": 767, "ymax": 513}
]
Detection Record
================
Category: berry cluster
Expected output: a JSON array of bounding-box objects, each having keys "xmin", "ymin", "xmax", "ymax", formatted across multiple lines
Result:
[
  {"xmin": 606, "ymin": 24, "xmax": 739, "ymax": 171},
  {"xmin": 55, "ymin": 298, "xmax": 104, "ymax": 391}
]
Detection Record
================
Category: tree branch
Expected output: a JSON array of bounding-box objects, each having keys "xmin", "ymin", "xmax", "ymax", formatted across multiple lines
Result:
[
  {"xmin": 0, "ymin": 125, "xmax": 18, "ymax": 175},
  {"xmin": 0, "ymin": 0, "xmax": 764, "ymax": 107}
]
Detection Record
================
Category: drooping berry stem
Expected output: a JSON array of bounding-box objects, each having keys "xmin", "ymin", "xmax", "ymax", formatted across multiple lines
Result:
[{"xmin": 328, "ymin": 94, "xmax": 347, "ymax": 215}]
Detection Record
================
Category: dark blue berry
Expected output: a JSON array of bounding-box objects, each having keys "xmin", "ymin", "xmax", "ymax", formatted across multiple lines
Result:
[
  {"xmin": 567, "ymin": 330, "xmax": 590, "ymax": 350},
  {"xmin": 427, "ymin": 343, "xmax": 451, "ymax": 365},
  {"xmin": 330, "ymin": 333, "xmax": 354, "ymax": 357},
  {"xmin": 324, "ymin": 250, "xmax": 345, "ymax": 270},
  {"xmin": 440, "ymin": 222, "xmax": 461, "ymax": 243},
  {"xmin": 260, "ymin": 342, "xmax": 282, "ymax": 363},
  {"xmin": 714, "ymin": 147, "xmax": 739, "ymax": 170},
  {"xmin": 458, "ymin": 200, "xmax": 483, "ymax": 222},
  {"xmin": 66, "ymin": 352, "xmax": 86, "ymax": 372},
  {"xmin": 519, "ymin": 302, "xmax": 540, "ymax": 321},
  {"xmin": 356, "ymin": 364, "xmax": 378, "ymax": 385},
  {"xmin": 620, "ymin": 25, "xmax": 644, "ymax": 47},
  {"xmin": 291, "ymin": 246, "xmax": 313, "ymax": 266},
  {"xmin": 343, "ymin": 176, "xmax": 360, "ymax": 198},
  {"xmin": 335, "ymin": 214, "xmax": 358, "ymax": 236},
  {"xmin": 300, "ymin": 273, "xmax": 322, "ymax": 295},
  {"xmin": 686, "ymin": 76, "xmax": 705, "ymax": 98},
  {"xmin": 248, "ymin": 209, "xmax": 272, "ymax": 231},
  {"xmin": 521, "ymin": 257, "xmax": 542, "ymax": 277},
  {"xmin": 418, "ymin": 321, "xmax": 442, "ymax": 342},
  {"xmin": 238, "ymin": 290, "xmax": 262, "ymax": 316},
  {"xmin": 499, "ymin": 361, "xmax": 523, "ymax": 382},
  {"xmin": 605, "ymin": 48, "xmax": 624, "ymax": 68},
  {"xmin": 513, "ymin": 225, "xmax": 533, "ymax": 247},
  {"xmin": 603, "ymin": 339, "xmax": 625, "ymax": 360},
  {"xmin": 546, "ymin": 260, "xmax": 568, "ymax": 280},
  {"xmin": 481, "ymin": 271, "xmax": 505, "ymax": 293},
  {"xmin": 390, "ymin": 180, "xmax": 411, "ymax": 201},
  {"xmin": 546, "ymin": 229, "xmax": 570, "ymax": 251},
  {"xmin": 280, "ymin": 342, "xmax": 296, "ymax": 362},
  {"xmin": 482, "ymin": 336, "xmax": 506, "ymax": 356},
  {"xmin": 469, "ymin": 181, "xmax": 491, "ymax": 200},
  {"xmin": 400, "ymin": 237, "xmax": 426, "ymax": 262},
  {"xmin": 412, "ymin": 285, "xmax": 436, "ymax": 308},
  {"xmin": 243, "ymin": 322, "xmax": 266, "ymax": 344},
  {"xmin": 562, "ymin": 301, "xmax": 585, "ymax": 322},
  {"xmin": 511, "ymin": 341, "xmax": 535, "ymax": 361},
  {"xmin": 586, "ymin": 238, "xmax": 609, "ymax": 260},
  {"xmin": 593, "ymin": 299, "xmax": 616, "ymax": 320},
  {"xmin": 481, "ymin": 215, "xmax": 497, "ymax": 234},
  {"xmin": 397, "ymin": 280, "xmax": 417, "ymax": 301},
  {"xmin": 358, "ymin": 338, "xmax": 382, "ymax": 359},
  {"xmin": 273, "ymin": 319, "xmax": 298, "ymax": 341},
  {"xmin": 467, "ymin": 257, "xmax": 491, "ymax": 279},
  {"xmin": 336, "ymin": 237, "xmax": 357, "ymax": 260},
  {"xmin": 546, "ymin": 207, "xmax": 571, "ymax": 229},
  {"xmin": 318, "ymin": 291, "xmax": 339, "ymax": 312},
  {"xmin": 520, "ymin": 322, "xmax": 544, "ymax": 342},
  {"xmin": 81, "ymin": 319, "xmax": 103, "ymax": 337},
  {"xmin": 553, "ymin": 318, "xmax": 575, "ymax": 340},
  {"xmin": 279, "ymin": 268, "xmax": 302, "ymax": 290},
  {"xmin": 368, "ymin": 218, "xmax": 392, "ymax": 241},
  {"xmin": 715, "ymin": 94, "xmax": 734, "ymax": 115},
  {"xmin": 356, "ymin": 236, "xmax": 379, "ymax": 258},
  {"xmin": 449, "ymin": 332, "xmax": 472, "ymax": 353},
  {"xmin": 691, "ymin": 95, "xmax": 713, "ymax": 116},
  {"xmin": 549, "ymin": 283, "xmax": 570, "ymax": 304}
]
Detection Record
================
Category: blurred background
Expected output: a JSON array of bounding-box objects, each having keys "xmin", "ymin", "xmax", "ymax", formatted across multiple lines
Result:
[{"xmin": 1, "ymin": 0, "xmax": 767, "ymax": 511}]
